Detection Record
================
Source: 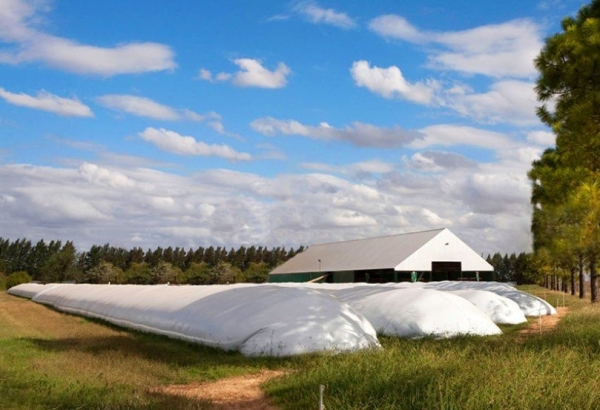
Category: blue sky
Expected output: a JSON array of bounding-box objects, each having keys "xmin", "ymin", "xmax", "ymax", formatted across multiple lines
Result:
[{"xmin": 0, "ymin": 0, "xmax": 587, "ymax": 255}]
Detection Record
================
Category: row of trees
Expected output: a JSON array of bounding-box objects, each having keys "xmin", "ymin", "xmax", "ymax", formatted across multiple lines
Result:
[
  {"xmin": 485, "ymin": 253, "xmax": 537, "ymax": 284},
  {"xmin": 0, "ymin": 237, "xmax": 303, "ymax": 286},
  {"xmin": 529, "ymin": 0, "xmax": 600, "ymax": 302}
]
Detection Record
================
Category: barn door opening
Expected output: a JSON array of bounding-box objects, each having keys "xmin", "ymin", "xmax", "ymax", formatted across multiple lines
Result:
[{"xmin": 431, "ymin": 261, "xmax": 462, "ymax": 281}]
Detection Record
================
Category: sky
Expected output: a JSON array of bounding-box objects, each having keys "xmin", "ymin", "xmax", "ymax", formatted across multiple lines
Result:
[{"xmin": 0, "ymin": 0, "xmax": 588, "ymax": 256}]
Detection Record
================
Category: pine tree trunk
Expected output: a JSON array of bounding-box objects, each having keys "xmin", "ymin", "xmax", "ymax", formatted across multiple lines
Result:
[
  {"xmin": 571, "ymin": 267, "xmax": 576, "ymax": 296},
  {"xmin": 579, "ymin": 256, "xmax": 585, "ymax": 299}
]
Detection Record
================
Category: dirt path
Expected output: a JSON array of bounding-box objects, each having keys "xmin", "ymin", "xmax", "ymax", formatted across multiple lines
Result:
[
  {"xmin": 155, "ymin": 369, "xmax": 285, "ymax": 410},
  {"xmin": 517, "ymin": 306, "xmax": 569, "ymax": 338}
]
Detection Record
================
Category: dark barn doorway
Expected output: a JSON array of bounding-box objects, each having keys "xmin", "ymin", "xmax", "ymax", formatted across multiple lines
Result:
[{"xmin": 431, "ymin": 261, "xmax": 462, "ymax": 281}]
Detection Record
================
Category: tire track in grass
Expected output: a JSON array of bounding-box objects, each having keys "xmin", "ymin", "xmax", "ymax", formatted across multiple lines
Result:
[{"xmin": 517, "ymin": 306, "xmax": 569, "ymax": 339}]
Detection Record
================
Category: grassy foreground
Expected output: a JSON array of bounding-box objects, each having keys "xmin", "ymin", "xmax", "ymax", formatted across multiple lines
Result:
[
  {"xmin": 2, "ymin": 286, "xmax": 600, "ymax": 409},
  {"xmin": 0, "ymin": 292, "xmax": 282, "ymax": 409},
  {"xmin": 267, "ymin": 286, "xmax": 600, "ymax": 410}
]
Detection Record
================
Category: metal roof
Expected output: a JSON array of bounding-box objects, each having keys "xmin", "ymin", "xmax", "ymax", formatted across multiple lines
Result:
[{"xmin": 270, "ymin": 228, "xmax": 446, "ymax": 275}]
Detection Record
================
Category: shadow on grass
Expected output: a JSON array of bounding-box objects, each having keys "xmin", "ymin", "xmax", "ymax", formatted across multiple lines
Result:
[{"xmin": 24, "ymin": 331, "xmax": 284, "ymax": 374}]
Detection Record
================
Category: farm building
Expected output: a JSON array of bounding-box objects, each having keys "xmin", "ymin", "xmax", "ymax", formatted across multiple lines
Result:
[{"xmin": 268, "ymin": 228, "xmax": 494, "ymax": 283}]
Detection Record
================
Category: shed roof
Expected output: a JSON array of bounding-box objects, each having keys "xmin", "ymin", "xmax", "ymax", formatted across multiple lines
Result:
[{"xmin": 271, "ymin": 228, "xmax": 445, "ymax": 275}]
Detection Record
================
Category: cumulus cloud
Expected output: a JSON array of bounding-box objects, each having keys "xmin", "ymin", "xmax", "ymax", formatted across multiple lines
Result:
[
  {"xmin": 369, "ymin": 15, "xmax": 542, "ymax": 78},
  {"xmin": 251, "ymin": 117, "xmax": 424, "ymax": 148},
  {"xmin": 349, "ymin": 60, "xmax": 540, "ymax": 126},
  {"xmin": 0, "ymin": 145, "xmax": 537, "ymax": 255},
  {"xmin": 199, "ymin": 58, "xmax": 291, "ymax": 89},
  {"xmin": 350, "ymin": 60, "xmax": 440, "ymax": 104},
  {"xmin": 0, "ymin": 87, "xmax": 93, "ymax": 117},
  {"xmin": 139, "ymin": 127, "xmax": 251, "ymax": 161},
  {"xmin": 0, "ymin": 0, "xmax": 176, "ymax": 76},
  {"xmin": 78, "ymin": 162, "xmax": 135, "ymax": 189},
  {"xmin": 293, "ymin": 1, "xmax": 356, "ymax": 29},
  {"xmin": 350, "ymin": 60, "xmax": 540, "ymax": 125}
]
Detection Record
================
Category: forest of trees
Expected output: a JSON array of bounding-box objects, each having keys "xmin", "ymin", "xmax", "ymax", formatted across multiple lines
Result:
[
  {"xmin": 529, "ymin": 0, "xmax": 600, "ymax": 302},
  {"xmin": 0, "ymin": 237, "xmax": 304, "ymax": 288}
]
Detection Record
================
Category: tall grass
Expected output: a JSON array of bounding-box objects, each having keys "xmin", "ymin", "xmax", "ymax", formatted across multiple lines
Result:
[{"xmin": 265, "ymin": 287, "xmax": 600, "ymax": 410}]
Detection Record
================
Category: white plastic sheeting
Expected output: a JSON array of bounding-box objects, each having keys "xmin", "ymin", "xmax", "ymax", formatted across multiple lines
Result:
[
  {"xmin": 280, "ymin": 281, "xmax": 534, "ymax": 326},
  {"xmin": 8, "ymin": 283, "xmax": 380, "ymax": 357},
  {"xmin": 6, "ymin": 283, "xmax": 59, "ymax": 299},
  {"xmin": 7, "ymin": 281, "xmax": 555, "ymax": 356},
  {"xmin": 423, "ymin": 281, "xmax": 557, "ymax": 316},
  {"xmin": 445, "ymin": 290, "xmax": 527, "ymax": 325},
  {"xmin": 330, "ymin": 286, "xmax": 503, "ymax": 338}
]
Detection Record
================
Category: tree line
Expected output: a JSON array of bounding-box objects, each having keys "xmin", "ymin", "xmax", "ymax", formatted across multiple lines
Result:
[
  {"xmin": 485, "ymin": 253, "xmax": 537, "ymax": 285},
  {"xmin": 0, "ymin": 237, "xmax": 304, "ymax": 288},
  {"xmin": 0, "ymin": 233, "xmax": 546, "ymax": 289},
  {"xmin": 529, "ymin": 0, "xmax": 600, "ymax": 303}
]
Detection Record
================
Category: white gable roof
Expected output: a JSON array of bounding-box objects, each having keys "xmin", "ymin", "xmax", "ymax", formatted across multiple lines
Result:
[
  {"xmin": 270, "ymin": 228, "xmax": 493, "ymax": 275},
  {"xmin": 394, "ymin": 228, "xmax": 493, "ymax": 271}
]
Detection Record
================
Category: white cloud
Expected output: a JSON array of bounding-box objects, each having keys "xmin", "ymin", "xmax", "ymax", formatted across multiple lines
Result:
[
  {"xmin": 350, "ymin": 60, "xmax": 440, "ymax": 104},
  {"xmin": 198, "ymin": 68, "xmax": 212, "ymax": 81},
  {"xmin": 301, "ymin": 160, "xmax": 395, "ymax": 177},
  {"xmin": 368, "ymin": 14, "xmax": 425, "ymax": 42},
  {"xmin": 97, "ymin": 95, "xmax": 180, "ymax": 120},
  {"xmin": 0, "ymin": 87, "xmax": 93, "ymax": 117},
  {"xmin": 408, "ymin": 151, "xmax": 477, "ymax": 172},
  {"xmin": 527, "ymin": 130, "xmax": 555, "ymax": 146},
  {"xmin": 369, "ymin": 15, "xmax": 542, "ymax": 78},
  {"xmin": 78, "ymin": 163, "xmax": 135, "ymax": 189},
  {"xmin": 0, "ymin": 0, "xmax": 37, "ymax": 42},
  {"xmin": 444, "ymin": 80, "xmax": 539, "ymax": 125},
  {"xmin": 0, "ymin": 0, "xmax": 176, "ymax": 76},
  {"xmin": 139, "ymin": 127, "xmax": 251, "ymax": 161},
  {"xmin": 200, "ymin": 58, "xmax": 291, "ymax": 89},
  {"xmin": 0, "ymin": 150, "xmax": 537, "ymax": 255},
  {"xmin": 293, "ymin": 1, "xmax": 356, "ymax": 29},
  {"xmin": 251, "ymin": 117, "xmax": 423, "ymax": 148},
  {"xmin": 412, "ymin": 124, "xmax": 515, "ymax": 150},
  {"xmin": 233, "ymin": 58, "xmax": 291, "ymax": 88},
  {"xmin": 96, "ymin": 94, "xmax": 208, "ymax": 121},
  {"xmin": 432, "ymin": 20, "xmax": 543, "ymax": 78},
  {"xmin": 350, "ymin": 61, "xmax": 540, "ymax": 125},
  {"xmin": 256, "ymin": 143, "xmax": 287, "ymax": 160}
]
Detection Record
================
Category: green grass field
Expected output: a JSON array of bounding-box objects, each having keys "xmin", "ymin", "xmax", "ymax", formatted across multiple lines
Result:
[
  {"xmin": 0, "ymin": 292, "xmax": 283, "ymax": 409},
  {"xmin": 2, "ymin": 286, "xmax": 600, "ymax": 409}
]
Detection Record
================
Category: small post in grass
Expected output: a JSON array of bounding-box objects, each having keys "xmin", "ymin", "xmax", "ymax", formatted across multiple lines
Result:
[{"xmin": 319, "ymin": 384, "xmax": 325, "ymax": 410}]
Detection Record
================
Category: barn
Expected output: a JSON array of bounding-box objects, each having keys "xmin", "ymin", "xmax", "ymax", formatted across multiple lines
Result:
[{"xmin": 268, "ymin": 228, "xmax": 494, "ymax": 283}]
